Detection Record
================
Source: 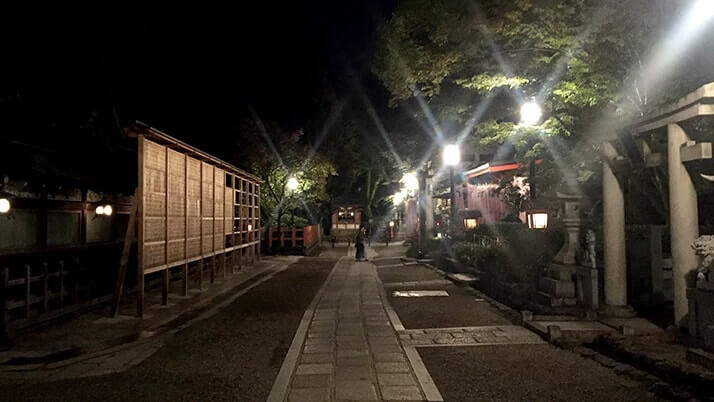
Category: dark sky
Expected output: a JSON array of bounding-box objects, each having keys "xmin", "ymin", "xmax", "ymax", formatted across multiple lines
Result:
[{"xmin": 0, "ymin": 2, "xmax": 395, "ymax": 147}]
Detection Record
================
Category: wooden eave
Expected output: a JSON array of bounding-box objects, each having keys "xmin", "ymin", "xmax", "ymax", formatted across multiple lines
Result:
[{"xmin": 125, "ymin": 121, "xmax": 263, "ymax": 184}]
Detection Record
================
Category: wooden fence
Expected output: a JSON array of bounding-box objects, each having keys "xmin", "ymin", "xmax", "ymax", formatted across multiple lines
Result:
[
  {"xmin": 1, "ymin": 242, "xmax": 123, "ymax": 338},
  {"xmin": 266, "ymin": 224, "xmax": 321, "ymax": 253},
  {"xmin": 130, "ymin": 126, "xmax": 263, "ymax": 316}
]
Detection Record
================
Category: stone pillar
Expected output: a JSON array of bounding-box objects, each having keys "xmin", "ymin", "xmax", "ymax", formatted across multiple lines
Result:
[
  {"xmin": 668, "ymin": 123, "xmax": 700, "ymax": 326},
  {"xmin": 602, "ymin": 142, "xmax": 627, "ymax": 306}
]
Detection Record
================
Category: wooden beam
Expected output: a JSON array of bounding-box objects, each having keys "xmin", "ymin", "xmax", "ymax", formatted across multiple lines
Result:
[
  {"xmin": 681, "ymin": 142, "xmax": 713, "ymax": 163},
  {"xmin": 110, "ymin": 191, "xmax": 137, "ymax": 317},
  {"xmin": 137, "ymin": 136, "xmax": 145, "ymax": 318}
]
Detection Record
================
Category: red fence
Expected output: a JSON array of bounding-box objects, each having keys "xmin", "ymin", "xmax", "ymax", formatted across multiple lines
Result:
[{"xmin": 267, "ymin": 225, "xmax": 321, "ymax": 252}]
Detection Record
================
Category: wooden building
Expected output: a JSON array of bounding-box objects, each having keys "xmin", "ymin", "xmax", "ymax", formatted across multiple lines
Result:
[
  {"xmin": 330, "ymin": 206, "xmax": 362, "ymax": 242},
  {"xmin": 0, "ymin": 121, "xmax": 263, "ymax": 339}
]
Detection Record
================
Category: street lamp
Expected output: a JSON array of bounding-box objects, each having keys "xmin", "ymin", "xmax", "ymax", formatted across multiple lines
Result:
[
  {"xmin": 287, "ymin": 176, "xmax": 299, "ymax": 191},
  {"xmin": 443, "ymin": 144, "xmax": 460, "ymax": 239},
  {"xmin": 520, "ymin": 100, "xmax": 543, "ymax": 126},
  {"xmin": 402, "ymin": 172, "xmax": 419, "ymax": 196}
]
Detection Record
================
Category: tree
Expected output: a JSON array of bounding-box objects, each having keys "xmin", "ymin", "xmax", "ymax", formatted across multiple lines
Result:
[
  {"xmin": 232, "ymin": 119, "xmax": 335, "ymax": 240},
  {"xmin": 372, "ymin": 0, "xmax": 714, "ymax": 208}
]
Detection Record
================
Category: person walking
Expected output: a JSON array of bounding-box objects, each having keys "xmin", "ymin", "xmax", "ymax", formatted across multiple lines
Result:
[{"xmin": 355, "ymin": 227, "xmax": 366, "ymax": 261}]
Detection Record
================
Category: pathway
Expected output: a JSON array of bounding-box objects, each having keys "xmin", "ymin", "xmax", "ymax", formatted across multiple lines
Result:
[{"xmin": 275, "ymin": 257, "xmax": 426, "ymax": 401}]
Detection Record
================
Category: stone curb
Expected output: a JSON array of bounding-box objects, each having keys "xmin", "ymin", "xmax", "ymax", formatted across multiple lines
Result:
[
  {"xmin": 567, "ymin": 344, "xmax": 703, "ymax": 401},
  {"xmin": 588, "ymin": 336, "xmax": 714, "ymax": 401}
]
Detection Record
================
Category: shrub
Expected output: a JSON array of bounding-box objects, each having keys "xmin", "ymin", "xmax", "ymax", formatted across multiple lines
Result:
[{"xmin": 456, "ymin": 222, "xmax": 564, "ymax": 285}]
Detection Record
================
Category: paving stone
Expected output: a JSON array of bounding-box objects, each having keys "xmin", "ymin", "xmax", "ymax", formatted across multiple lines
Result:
[
  {"xmin": 370, "ymin": 336, "xmax": 400, "ymax": 345},
  {"xmin": 300, "ymin": 353, "xmax": 334, "ymax": 363},
  {"xmin": 296, "ymin": 363, "xmax": 333, "ymax": 375},
  {"xmin": 337, "ymin": 335, "xmax": 366, "ymax": 343},
  {"xmin": 335, "ymin": 380, "xmax": 378, "ymax": 400},
  {"xmin": 288, "ymin": 387, "xmax": 330, "ymax": 402},
  {"xmin": 291, "ymin": 374, "xmax": 332, "ymax": 388},
  {"xmin": 304, "ymin": 344, "xmax": 334, "ymax": 354},
  {"xmin": 378, "ymin": 372, "xmax": 417, "ymax": 386},
  {"xmin": 337, "ymin": 342, "xmax": 368, "ymax": 351},
  {"xmin": 335, "ymin": 365, "xmax": 373, "ymax": 381},
  {"xmin": 337, "ymin": 356, "xmax": 372, "ymax": 366},
  {"xmin": 371, "ymin": 344, "xmax": 403, "ymax": 353},
  {"xmin": 337, "ymin": 349, "xmax": 369, "ymax": 358},
  {"xmin": 375, "ymin": 362, "xmax": 411, "ymax": 373},
  {"xmin": 374, "ymin": 352, "xmax": 407, "ymax": 362},
  {"xmin": 379, "ymin": 385, "xmax": 423, "ymax": 401}
]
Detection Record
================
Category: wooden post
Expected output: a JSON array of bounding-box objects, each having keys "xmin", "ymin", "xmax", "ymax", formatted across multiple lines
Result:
[
  {"xmin": 199, "ymin": 162, "xmax": 204, "ymax": 290},
  {"xmin": 137, "ymin": 135, "xmax": 145, "ymax": 318},
  {"xmin": 110, "ymin": 191, "xmax": 138, "ymax": 317},
  {"xmin": 1, "ymin": 267, "xmax": 8, "ymax": 341},
  {"xmin": 211, "ymin": 166, "xmax": 216, "ymax": 284},
  {"xmin": 59, "ymin": 260, "xmax": 65, "ymax": 309},
  {"xmin": 73, "ymin": 257, "xmax": 80, "ymax": 305},
  {"xmin": 183, "ymin": 154, "xmax": 189, "ymax": 296},
  {"xmin": 24, "ymin": 264, "xmax": 31, "ymax": 318},
  {"xmin": 42, "ymin": 261, "xmax": 48, "ymax": 313},
  {"xmin": 162, "ymin": 145, "xmax": 169, "ymax": 306}
]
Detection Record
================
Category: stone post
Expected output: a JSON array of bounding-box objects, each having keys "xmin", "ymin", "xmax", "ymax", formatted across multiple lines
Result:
[
  {"xmin": 602, "ymin": 142, "xmax": 627, "ymax": 306},
  {"xmin": 668, "ymin": 123, "xmax": 700, "ymax": 326}
]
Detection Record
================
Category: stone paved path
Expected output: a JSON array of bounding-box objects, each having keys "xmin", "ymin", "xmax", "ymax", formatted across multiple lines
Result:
[{"xmin": 286, "ymin": 258, "xmax": 426, "ymax": 401}]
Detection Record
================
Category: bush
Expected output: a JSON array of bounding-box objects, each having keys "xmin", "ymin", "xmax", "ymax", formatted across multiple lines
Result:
[{"xmin": 455, "ymin": 222, "xmax": 564, "ymax": 285}]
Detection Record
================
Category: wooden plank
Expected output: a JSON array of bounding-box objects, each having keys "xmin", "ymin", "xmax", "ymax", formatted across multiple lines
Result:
[
  {"xmin": 110, "ymin": 188, "xmax": 136, "ymax": 317},
  {"xmin": 681, "ymin": 142, "xmax": 712, "ymax": 162},
  {"xmin": 137, "ymin": 135, "xmax": 145, "ymax": 318}
]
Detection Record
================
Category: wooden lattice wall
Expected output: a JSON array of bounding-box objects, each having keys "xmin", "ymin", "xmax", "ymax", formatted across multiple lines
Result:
[{"xmin": 136, "ymin": 135, "xmax": 261, "ymax": 315}]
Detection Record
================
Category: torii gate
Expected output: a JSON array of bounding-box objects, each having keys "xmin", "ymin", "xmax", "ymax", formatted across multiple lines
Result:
[{"xmin": 601, "ymin": 83, "xmax": 713, "ymax": 326}]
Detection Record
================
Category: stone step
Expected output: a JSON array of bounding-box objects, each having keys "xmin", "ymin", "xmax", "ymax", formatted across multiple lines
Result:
[
  {"xmin": 535, "ymin": 291, "xmax": 577, "ymax": 307},
  {"xmin": 539, "ymin": 277, "xmax": 575, "ymax": 298}
]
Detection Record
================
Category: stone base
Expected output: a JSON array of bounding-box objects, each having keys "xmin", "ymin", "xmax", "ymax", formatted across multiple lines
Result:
[
  {"xmin": 575, "ymin": 266, "xmax": 599, "ymax": 309},
  {"xmin": 535, "ymin": 291, "xmax": 577, "ymax": 307},
  {"xmin": 686, "ymin": 348, "xmax": 714, "ymax": 371},
  {"xmin": 539, "ymin": 277, "xmax": 575, "ymax": 298},
  {"xmin": 688, "ymin": 287, "xmax": 714, "ymax": 339},
  {"xmin": 597, "ymin": 305, "xmax": 637, "ymax": 318}
]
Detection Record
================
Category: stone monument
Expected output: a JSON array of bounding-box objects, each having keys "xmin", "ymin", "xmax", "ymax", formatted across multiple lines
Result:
[{"xmin": 688, "ymin": 235, "xmax": 714, "ymax": 349}]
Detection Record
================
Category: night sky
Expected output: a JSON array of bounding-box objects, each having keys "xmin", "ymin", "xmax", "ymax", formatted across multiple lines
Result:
[{"xmin": 0, "ymin": 2, "xmax": 395, "ymax": 153}]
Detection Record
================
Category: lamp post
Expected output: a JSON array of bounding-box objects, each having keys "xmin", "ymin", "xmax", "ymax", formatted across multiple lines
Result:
[
  {"xmin": 519, "ymin": 100, "xmax": 549, "ymax": 230},
  {"xmin": 443, "ymin": 144, "xmax": 460, "ymax": 239}
]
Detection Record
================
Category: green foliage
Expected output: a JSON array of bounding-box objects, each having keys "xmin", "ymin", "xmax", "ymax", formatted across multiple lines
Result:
[
  {"xmin": 455, "ymin": 222, "xmax": 564, "ymax": 284},
  {"xmin": 372, "ymin": 0, "xmax": 711, "ymax": 203}
]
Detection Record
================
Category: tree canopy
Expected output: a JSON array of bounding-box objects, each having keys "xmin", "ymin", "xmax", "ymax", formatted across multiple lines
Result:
[{"xmin": 372, "ymin": 0, "xmax": 714, "ymax": 202}]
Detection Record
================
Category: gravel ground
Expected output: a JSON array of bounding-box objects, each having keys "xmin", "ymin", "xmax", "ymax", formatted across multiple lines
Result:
[
  {"xmin": 419, "ymin": 345, "xmax": 663, "ymax": 402},
  {"xmin": 379, "ymin": 264, "xmax": 510, "ymax": 329},
  {"xmin": 378, "ymin": 264, "xmax": 442, "ymax": 283},
  {"xmin": 0, "ymin": 258, "xmax": 335, "ymax": 402}
]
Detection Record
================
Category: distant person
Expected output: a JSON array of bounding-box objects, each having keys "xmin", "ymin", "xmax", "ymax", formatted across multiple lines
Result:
[
  {"xmin": 331, "ymin": 235, "xmax": 336, "ymax": 248},
  {"xmin": 355, "ymin": 227, "xmax": 366, "ymax": 261}
]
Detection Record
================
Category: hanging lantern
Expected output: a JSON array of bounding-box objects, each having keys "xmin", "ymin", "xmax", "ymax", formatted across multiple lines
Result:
[{"xmin": 524, "ymin": 198, "xmax": 549, "ymax": 230}]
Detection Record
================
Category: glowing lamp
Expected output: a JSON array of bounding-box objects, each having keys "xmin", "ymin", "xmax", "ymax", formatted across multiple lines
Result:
[
  {"xmin": 463, "ymin": 218, "xmax": 478, "ymax": 230},
  {"xmin": 442, "ymin": 144, "xmax": 460, "ymax": 166},
  {"xmin": 403, "ymin": 172, "xmax": 419, "ymax": 192},
  {"xmin": 247, "ymin": 224, "xmax": 252, "ymax": 231},
  {"xmin": 526, "ymin": 210, "xmax": 549, "ymax": 230},
  {"xmin": 520, "ymin": 101, "xmax": 543, "ymax": 125},
  {"xmin": 287, "ymin": 177, "xmax": 299, "ymax": 191},
  {"xmin": 103, "ymin": 205, "xmax": 113, "ymax": 216},
  {"xmin": 393, "ymin": 192, "xmax": 405, "ymax": 205},
  {"xmin": 0, "ymin": 198, "xmax": 10, "ymax": 214},
  {"xmin": 95, "ymin": 205, "xmax": 105, "ymax": 215},
  {"xmin": 389, "ymin": 221, "xmax": 395, "ymax": 228}
]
